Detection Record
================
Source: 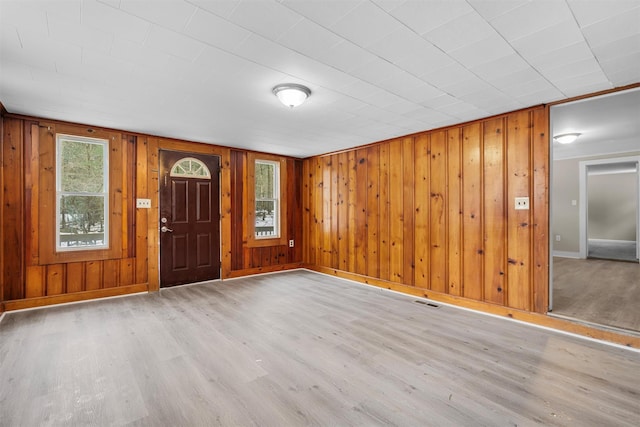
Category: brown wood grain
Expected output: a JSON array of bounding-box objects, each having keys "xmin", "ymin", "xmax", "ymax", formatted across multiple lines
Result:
[
  {"xmin": 46, "ymin": 264, "xmax": 65, "ymax": 296},
  {"xmin": 366, "ymin": 146, "xmax": 380, "ymax": 278},
  {"xmin": 413, "ymin": 134, "xmax": 430, "ymax": 289},
  {"xmin": 2, "ymin": 118, "xmax": 25, "ymax": 300},
  {"xmin": 135, "ymin": 136, "xmax": 149, "ymax": 285},
  {"xmin": 389, "ymin": 139, "xmax": 404, "ymax": 283},
  {"xmin": 446, "ymin": 129, "xmax": 462, "ymax": 296},
  {"xmin": 506, "ymin": 111, "xmax": 532, "ymax": 311},
  {"xmin": 354, "ymin": 149, "xmax": 368, "ymax": 276},
  {"xmin": 429, "ymin": 131, "xmax": 446, "ymax": 293},
  {"xmin": 461, "ymin": 123, "xmax": 483, "ymax": 301},
  {"xmin": 377, "ymin": 143, "xmax": 391, "ymax": 282},
  {"xmin": 337, "ymin": 152, "xmax": 349, "ymax": 271},
  {"xmin": 483, "ymin": 118, "xmax": 506, "ymax": 305},
  {"xmin": 402, "ymin": 137, "xmax": 415, "ymax": 287},
  {"xmin": 531, "ymin": 108, "xmax": 549, "ymax": 313}
]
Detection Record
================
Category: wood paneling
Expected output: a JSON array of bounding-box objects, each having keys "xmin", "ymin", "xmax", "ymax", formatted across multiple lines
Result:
[
  {"xmin": 1, "ymin": 117, "xmax": 24, "ymax": 301},
  {"xmin": 1, "ymin": 112, "xmax": 301, "ymax": 309},
  {"xmin": 302, "ymin": 106, "xmax": 549, "ymax": 313},
  {"xmin": 229, "ymin": 150, "xmax": 303, "ymax": 275}
]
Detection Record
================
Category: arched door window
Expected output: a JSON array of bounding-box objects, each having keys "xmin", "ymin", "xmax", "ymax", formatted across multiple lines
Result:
[{"xmin": 170, "ymin": 157, "xmax": 211, "ymax": 179}]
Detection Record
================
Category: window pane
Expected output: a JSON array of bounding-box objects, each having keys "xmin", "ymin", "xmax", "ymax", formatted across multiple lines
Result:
[
  {"xmin": 58, "ymin": 195, "xmax": 105, "ymax": 247},
  {"xmin": 255, "ymin": 200, "xmax": 276, "ymax": 237},
  {"xmin": 60, "ymin": 139, "xmax": 105, "ymax": 193},
  {"xmin": 255, "ymin": 162, "xmax": 275, "ymax": 199}
]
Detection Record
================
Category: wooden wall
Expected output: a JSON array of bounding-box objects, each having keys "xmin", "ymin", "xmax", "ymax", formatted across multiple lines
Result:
[
  {"xmin": 302, "ymin": 107, "xmax": 549, "ymax": 313},
  {"xmin": 230, "ymin": 150, "xmax": 303, "ymax": 275},
  {"xmin": 0, "ymin": 114, "xmax": 303, "ymax": 311}
]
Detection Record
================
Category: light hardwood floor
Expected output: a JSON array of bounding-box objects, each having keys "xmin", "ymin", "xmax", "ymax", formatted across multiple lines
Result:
[
  {"xmin": 1, "ymin": 270, "xmax": 639, "ymax": 426},
  {"xmin": 553, "ymin": 257, "xmax": 640, "ymax": 332}
]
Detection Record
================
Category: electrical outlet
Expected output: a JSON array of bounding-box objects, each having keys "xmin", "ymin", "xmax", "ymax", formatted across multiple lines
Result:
[
  {"xmin": 289, "ymin": 239, "xmax": 294, "ymax": 248},
  {"xmin": 515, "ymin": 197, "xmax": 529, "ymax": 210},
  {"xmin": 136, "ymin": 198, "xmax": 151, "ymax": 208}
]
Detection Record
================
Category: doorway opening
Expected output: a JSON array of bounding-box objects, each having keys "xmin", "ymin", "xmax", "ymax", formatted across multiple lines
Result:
[
  {"xmin": 581, "ymin": 158, "xmax": 639, "ymax": 262},
  {"xmin": 550, "ymin": 87, "xmax": 640, "ymax": 333}
]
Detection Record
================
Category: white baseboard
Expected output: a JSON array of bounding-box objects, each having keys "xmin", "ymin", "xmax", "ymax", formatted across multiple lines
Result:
[
  {"xmin": 553, "ymin": 251, "xmax": 582, "ymax": 259},
  {"xmin": 588, "ymin": 239, "xmax": 636, "ymax": 244}
]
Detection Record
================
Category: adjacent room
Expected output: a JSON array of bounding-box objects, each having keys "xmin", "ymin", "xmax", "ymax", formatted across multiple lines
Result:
[{"xmin": 1, "ymin": 1, "xmax": 639, "ymax": 425}]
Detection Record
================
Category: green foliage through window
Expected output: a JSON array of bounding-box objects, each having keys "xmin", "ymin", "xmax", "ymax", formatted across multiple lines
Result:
[
  {"xmin": 56, "ymin": 134, "xmax": 109, "ymax": 250},
  {"xmin": 255, "ymin": 160, "xmax": 279, "ymax": 238}
]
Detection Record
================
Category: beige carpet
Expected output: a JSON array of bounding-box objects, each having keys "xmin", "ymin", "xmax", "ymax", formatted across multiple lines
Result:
[{"xmin": 552, "ymin": 257, "xmax": 640, "ymax": 332}]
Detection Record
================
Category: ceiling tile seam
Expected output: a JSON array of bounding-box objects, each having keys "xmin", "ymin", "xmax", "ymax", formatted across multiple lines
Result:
[
  {"xmin": 563, "ymin": 1, "xmax": 615, "ymax": 89},
  {"xmin": 271, "ymin": 1, "xmax": 483, "ymax": 118},
  {"xmin": 157, "ymin": 2, "xmax": 423, "ymax": 125},
  {"xmin": 467, "ymin": 0, "xmax": 574, "ymax": 100},
  {"xmin": 368, "ymin": 1, "xmax": 531, "ymax": 112}
]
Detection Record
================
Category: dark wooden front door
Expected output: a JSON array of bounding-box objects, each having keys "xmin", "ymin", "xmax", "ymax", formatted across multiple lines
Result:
[{"xmin": 159, "ymin": 151, "xmax": 221, "ymax": 287}]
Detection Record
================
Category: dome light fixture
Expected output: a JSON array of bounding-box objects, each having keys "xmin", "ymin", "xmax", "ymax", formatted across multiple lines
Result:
[
  {"xmin": 273, "ymin": 83, "xmax": 311, "ymax": 108},
  {"xmin": 553, "ymin": 132, "xmax": 581, "ymax": 144}
]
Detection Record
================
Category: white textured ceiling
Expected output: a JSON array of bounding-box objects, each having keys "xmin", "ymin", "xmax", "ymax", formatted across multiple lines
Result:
[{"xmin": 1, "ymin": 0, "xmax": 639, "ymax": 157}]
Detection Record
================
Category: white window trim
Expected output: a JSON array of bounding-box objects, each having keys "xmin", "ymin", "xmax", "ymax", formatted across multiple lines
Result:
[
  {"xmin": 55, "ymin": 134, "xmax": 110, "ymax": 252},
  {"xmin": 255, "ymin": 159, "xmax": 281, "ymax": 239}
]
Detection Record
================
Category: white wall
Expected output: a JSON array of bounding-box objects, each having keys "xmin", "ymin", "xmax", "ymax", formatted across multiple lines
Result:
[
  {"xmin": 552, "ymin": 152, "xmax": 640, "ymax": 253},
  {"xmin": 588, "ymin": 172, "xmax": 637, "ymax": 241}
]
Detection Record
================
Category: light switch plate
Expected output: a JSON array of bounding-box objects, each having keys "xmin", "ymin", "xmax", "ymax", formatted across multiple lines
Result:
[
  {"xmin": 136, "ymin": 198, "xmax": 151, "ymax": 208},
  {"xmin": 515, "ymin": 197, "xmax": 529, "ymax": 210}
]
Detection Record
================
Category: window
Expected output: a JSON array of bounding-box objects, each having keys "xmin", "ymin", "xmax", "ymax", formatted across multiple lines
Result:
[
  {"xmin": 170, "ymin": 157, "xmax": 211, "ymax": 178},
  {"xmin": 56, "ymin": 134, "xmax": 109, "ymax": 251},
  {"xmin": 246, "ymin": 153, "xmax": 287, "ymax": 247},
  {"xmin": 255, "ymin": 160, "xmax": 280, "ymax": 238}
]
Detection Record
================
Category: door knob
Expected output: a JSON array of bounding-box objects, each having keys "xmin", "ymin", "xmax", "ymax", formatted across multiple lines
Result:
[{"xmin": 161, "ymin": 226, "xmax": 173, "ymax": 233}]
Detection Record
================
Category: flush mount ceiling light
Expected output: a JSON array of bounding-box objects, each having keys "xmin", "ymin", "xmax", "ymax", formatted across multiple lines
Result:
[
  {"xmin": 273, "ymin": 83, "xmax": 311, "ymax": 108},
  {"xmin": 553, "ymin": 132, "xmax": 581, "ymax": 144}
]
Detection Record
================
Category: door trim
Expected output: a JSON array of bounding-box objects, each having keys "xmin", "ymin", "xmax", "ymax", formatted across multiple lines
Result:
[
  {"xmin": 578, "ymin": 156, "xmax": 640, "ymax": 261},
  {"xmin": 158, "ymin": 150, "xmax": 222, "ymax": 287}
]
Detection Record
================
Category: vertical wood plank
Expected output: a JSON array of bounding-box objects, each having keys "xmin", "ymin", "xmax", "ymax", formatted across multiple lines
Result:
[
  {"xmin": 85, "ymin": 261, "xmax": 103, "ymax": 291},
  {"xmin": 389, "ymin": 139, "xmax": 404, "ymax": 283},
  {"xmin": 126, "ymin": 136, "xmax": 136, "ymax": 258},
  {"xmin": 413, "ymin": 134, "xmax": 430, "ymax": 288},
  {"xmin": 322, "ymin": 157, "xmax": 332, "ymax": 267},
  {"xmin": 429, "ymin": 131, "xmax": 447, "ymax": 293},
  {"xmin": 25, "ymin": 122, "xmax": 39, "ymax": 267},
  {"xmin": 402, "ymin": 137, "xmax": 415, "ymax": 286},
  {"xmin": 230, "ymin": 150, "xmax": 245, "ymax": 270},
  {"xmin": 532, "ymin": 107, "xmax": 550, "ymax": 314},
  {"xmin": 66, "ymin": 262, "xmax": 85, "ymax": 293},
  {"xmin": 25, "ymin": 266, "xmax": 45, "ymax": 298},
  {"xmin": 302, "ymin": 156, "xmax": 311, "ymax": 264},
  {"xmin": 378, "ymin": 142, "xmax": 391, "ymax": 282},
  {"xmin": 506, "ymin": 111, "xmax": 533, "ymax": 311},
  {"xmin": 135, "ymin": 136, "xmax": 149, "ymax": 284},
  {"xmin": 462, "ymin": 124, "xmax": 483, "ymax": 301},
  {"xmin": 338, "ymin": 152, "xmax": 349, "ymax": 271},
  {"xmin": 2, "ymin": 118, "xmax": 25, "ymax": 301},
  {"xmin": 447, "ymin": 129, "xmax": 463, "ymax": 296},
  {"xmin": 103, "ymin": 259, "xmax": 119, "ymax": 288},
  {"xmin": 354, "ymin": 149, "xmax": 368, "ymax": 275},
  {"xmin": 46, "ymin": 264, "xmax": 65, "ymax": 296},
  {"xmin": 483, "ymin": 118, "xmax": 506, "ymax": 305},
  {"xmin": 330, "ymin": 155, "xmax": 339, "ymax": 269},
  {"xmin": 120, "ymin": 258, "xmax": 135, "ymax": 287},
  {"xmin": 366, "ymin": 146, "xmax": 380, "ymax": 278},
  {"xmin": 147, "ymin": 137, "xmax": 160, "ymax": 291},
  {"xmin": 220, "ymin": 150, "xmax": 233, "ymax": 278},
  {"xmin": 347, "ymin": 151, "xmax": 357, "ymax": 273},
  {"xmin": 313, "ymin": 157, "xmax": 323, "ymax": 266}
]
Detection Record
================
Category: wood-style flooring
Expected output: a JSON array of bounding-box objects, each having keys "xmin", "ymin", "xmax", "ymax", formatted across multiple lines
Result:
[
  {"xmin": 1, "ymin": 270, "xmax": 639, "ymax": 426},
  {"xmin": 553, "ymin": 257, "xmax": 640, "ymax": 332}
]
